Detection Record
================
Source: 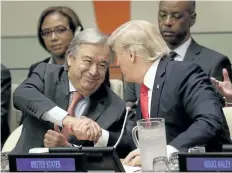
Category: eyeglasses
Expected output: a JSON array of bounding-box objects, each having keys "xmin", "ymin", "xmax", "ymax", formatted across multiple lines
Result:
[{"xmin": 41, "ymin": 25, "xmax": 70, "ymax": 38}]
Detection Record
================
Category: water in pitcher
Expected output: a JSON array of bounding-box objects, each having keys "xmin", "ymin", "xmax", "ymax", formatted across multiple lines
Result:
[{"xmin": 139, "ymin": 127, "xmax": 167, "ymax": 171}]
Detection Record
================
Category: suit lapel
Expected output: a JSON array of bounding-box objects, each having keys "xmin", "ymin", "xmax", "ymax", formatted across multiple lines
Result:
[
  {"xmin": 82, "ymin": 85, "xmax": 107, "ymax": 122},
  {"xmin": 184, "ymin": 39, "xmax": 201, "ymax": 62},
  {"xmin": 84, "ymin": 99, "xmax": 106, "ymax": 122},
  {"xmin": 55, "ymin": 70, "xmax": 69, "ymax": 110},
  {"xmin": 150, "ymin": 57, "xmax": 171, "ymax": 118}
]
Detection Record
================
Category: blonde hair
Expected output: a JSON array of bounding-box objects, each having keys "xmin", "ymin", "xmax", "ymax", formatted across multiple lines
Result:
[{"xmin": 108, "ymin": 20, "xmax": 169, "ymax": 62}]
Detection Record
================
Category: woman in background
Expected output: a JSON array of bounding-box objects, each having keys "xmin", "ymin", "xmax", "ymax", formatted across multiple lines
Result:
[{"xmin": 28, "ymin": 6, "xmax": 83, "ymax": 76}]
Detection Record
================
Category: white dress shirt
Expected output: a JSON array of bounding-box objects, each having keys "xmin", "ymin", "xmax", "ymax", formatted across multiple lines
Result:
[
  {"xmin": 143, "ymin": 57, "xmax": 179, "ymax": 158},
  {"xmin": 173, "ymin": 37, "xmax": 192, "ymax": 61},
  {"xmin": 42, "ymin": 81, "xmax": 109, "ymax": 147}
]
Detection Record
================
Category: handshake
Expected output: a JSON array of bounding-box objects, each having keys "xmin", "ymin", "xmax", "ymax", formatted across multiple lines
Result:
[{"xmin": 44, "ymin": 116, "xmax": 102, "ymax": 148}]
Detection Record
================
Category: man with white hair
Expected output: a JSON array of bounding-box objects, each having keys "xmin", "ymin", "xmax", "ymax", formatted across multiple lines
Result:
[
  {"xmin": 13, "ymin": 28, "xmax": 135, "ymax": 158},
  {"xmin": 107, "ymin": 20, "xmax": 231, "ymax": 166}
]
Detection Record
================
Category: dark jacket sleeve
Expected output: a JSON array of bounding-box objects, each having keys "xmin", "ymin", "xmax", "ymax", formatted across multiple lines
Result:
[
  {"xmin": 14, "ymin": 63, "xmax": 57, "ymax": 119},
  {"xmin": 1, "ymin": 65, "xmax": 11, "ymax": 145},
  {"xmin": 169, "ymin": 63, "xmax": 224, "ymax": 151},
  {"xmin": 210, "ymin": 56, "xmax": 232, "ymax": 81}
]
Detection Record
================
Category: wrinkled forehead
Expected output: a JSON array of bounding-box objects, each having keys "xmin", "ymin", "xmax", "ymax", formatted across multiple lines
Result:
[{"xmin": 78, "ymin": 44, "xmax": 111, "ymax": 63}]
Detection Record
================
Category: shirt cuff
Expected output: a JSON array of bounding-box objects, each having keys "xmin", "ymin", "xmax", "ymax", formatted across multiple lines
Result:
[
  {"xmin": 167, "ymin": 145, "xmax": 179, "ymax": 158},
  {"xmin": 94, "ymin": 129, "xmax": 109, "ymax": 147},
  {"xmin": 41, "ymin": 106, "xmax": 68, "ymax": 127}
]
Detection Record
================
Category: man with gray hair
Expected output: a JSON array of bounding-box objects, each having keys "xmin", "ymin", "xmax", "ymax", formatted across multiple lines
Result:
[
  {"xmin": 107, "ymin": 20, "xmax": 231, "ymax": 166},
  {"xmin": 13, "ymin": 28, "xmax": 135, "ymax": 158}
]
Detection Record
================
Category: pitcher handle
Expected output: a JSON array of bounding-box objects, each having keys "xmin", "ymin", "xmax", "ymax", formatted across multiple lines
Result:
[{"xmin": 132, "ymin": 126, "xmax": 140, "ymax": 148}]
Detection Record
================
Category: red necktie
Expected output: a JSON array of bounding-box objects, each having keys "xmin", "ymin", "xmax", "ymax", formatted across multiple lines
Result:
[
  {"xmin": 67, "ymin": 91, "xmax": 83, "ymax": 117},
  {"xmin": 140, "ymin": 84, "xmax": 149, "ymax": 119},
  {"xmin": 54, "ymin": 91, "xmax": 82, "ymax": 139}
]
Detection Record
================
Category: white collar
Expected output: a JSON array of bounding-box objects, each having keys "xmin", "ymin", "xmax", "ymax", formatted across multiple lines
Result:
[
  {"xmin": 143, "ymin": 57, "xmax": 161, "ymax": 90},
  {"xmin": 69, "ymin": 80, "xmax": 76, "ymax": 92},
  {"xmin": 48, "ymin": 57, "xmax": 55, "ymax": 64},
  {"xmin": 173, "ymin": 37, "xmax": 192, "ymax": 58}
]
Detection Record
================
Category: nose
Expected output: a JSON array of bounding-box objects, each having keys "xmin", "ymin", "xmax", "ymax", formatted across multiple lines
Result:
[
  {"xmin": 51, "ymin": 31, "xmax": 58, "ymax": 41},
  {"xmin": 164, "ymin": 16, "xmax": 173, "ymax": 27},
  {"xmin": 89, "ymin": 64, "xmax": 98, "ymax": 77}
]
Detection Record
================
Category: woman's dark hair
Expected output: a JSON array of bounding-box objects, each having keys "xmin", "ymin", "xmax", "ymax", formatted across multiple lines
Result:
[{"xmin": 37, "ymin": 6, "xmax": 84, "ymax": 51}]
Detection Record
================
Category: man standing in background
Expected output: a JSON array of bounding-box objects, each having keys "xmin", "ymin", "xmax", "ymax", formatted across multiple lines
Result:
[{"xmin": 124, "ymin": 0, "xmax": 232, "ymax": 103}]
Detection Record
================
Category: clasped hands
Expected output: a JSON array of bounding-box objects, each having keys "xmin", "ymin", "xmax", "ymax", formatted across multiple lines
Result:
[{"xmin": 44, "ymin": 116, "xmax": 102, "ymax": 148}]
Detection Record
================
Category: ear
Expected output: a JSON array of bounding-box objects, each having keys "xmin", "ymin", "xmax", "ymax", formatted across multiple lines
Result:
[
  {"xmin": 129, "ymin": 49, "xmax": 136, "ymax": 63},
  {"xmin": 67, "ymin": 55, "xmax": 74, "ymax": 67},
  {"xmin": 190, "ymin": 12, "xmax": 196, "ymax": 27}
]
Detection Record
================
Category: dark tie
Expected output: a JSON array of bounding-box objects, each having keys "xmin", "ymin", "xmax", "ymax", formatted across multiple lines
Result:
[
  {"xmin": 140, "ymin": 84, "xmax": 149, "ymax": 119},
  {"xmin": 169, "ymin": 51, "xmax": 177, "ymax": 59}
]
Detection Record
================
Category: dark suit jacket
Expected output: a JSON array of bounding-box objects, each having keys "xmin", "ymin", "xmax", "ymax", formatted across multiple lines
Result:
[
  {"xmin": 13, "ymin": 63, "xmax": 135, "ymax": 158},
  {"xmin": 124, "ymin": 39, "xmax": 232, "ymax": 102},
  {"xmin": 20, "ymin": 57, "xmax": 111, "ymax": 124},
  {"xmin": 135, "ymin": 57, "xmax": 231, "ymax": 152},
  {"xmin": 1, "ymin": 64, "xmax": 11, "ymax": 147}
]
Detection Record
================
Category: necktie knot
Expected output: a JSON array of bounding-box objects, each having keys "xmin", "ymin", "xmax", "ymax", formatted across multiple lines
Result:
[
  {"xmin": 169, "ymin": 51, "xmax": 177, "ymax": 59},
  {"xmin": 141, "ymin": 83, "xmax": 149, "ymax": 94}
]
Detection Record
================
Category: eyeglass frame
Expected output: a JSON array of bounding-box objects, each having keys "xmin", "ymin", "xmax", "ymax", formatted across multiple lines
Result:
[{"xmin": 40, "ymin": 25, "xmax": 71, "ymax": 39}]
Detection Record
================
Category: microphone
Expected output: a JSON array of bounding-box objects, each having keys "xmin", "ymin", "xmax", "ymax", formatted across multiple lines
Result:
[{"xmin": 113, "ymin": 102, "xmax": 134, "ymax": 149}]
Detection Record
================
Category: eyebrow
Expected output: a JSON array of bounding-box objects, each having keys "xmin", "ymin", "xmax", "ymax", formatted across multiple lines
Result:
[
  {"xmin": 82, "ymin": 55, "xmax": 93, "ymax": 59},
  {"xmin": 82, "ymin": 56, "xmax": 109, "ymax": 64},
  {"xmin": 41, "ymin": 25, "xmax": 68, "ymax": 31},
  {"xmin": 99, "ymin": 60, "xmax": 109, "ymax": 64}
]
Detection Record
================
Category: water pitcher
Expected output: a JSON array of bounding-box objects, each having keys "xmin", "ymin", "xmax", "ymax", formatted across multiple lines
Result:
[{"xmin": 132, "ymin": 118, "xmax": 167, "ymax": 172}]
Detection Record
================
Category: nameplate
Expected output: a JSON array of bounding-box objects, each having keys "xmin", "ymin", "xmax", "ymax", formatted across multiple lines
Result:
[
  {"xmin": 187, "ymin": 157, "xmax": 232, "ymax": 171},
  {"xmin": 16, "ymin": 158, "xmax": 75, "ymax": 172}
]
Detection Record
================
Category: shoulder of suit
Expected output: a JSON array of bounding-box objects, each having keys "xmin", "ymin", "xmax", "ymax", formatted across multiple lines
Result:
[
  {"xmin": 193, "ymin": 41, "xmax": 227, "ymax": 59},
  {"xmin": 29, "ymin": 57, "xmax": 51, "ymax": 70},
  {"xmin": 168, "ymin": 60, "xmax": 203, "ymax": 75},
  {"xmin": 1, "ymin": 64, "xmax": 7, "ymax": 70},
  {"xmin": 42, "ymin": 63, "xmax": 64, "ymax": 73},
  {"xmin": 1, "ymin": 64, "xmax": 11, "ymax": 76}
]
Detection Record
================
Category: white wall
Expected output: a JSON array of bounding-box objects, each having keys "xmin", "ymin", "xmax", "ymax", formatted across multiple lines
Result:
[
  {"xmin": 1, "ymin": 1, "xmax": 232, "ymax": 84},
  {"xmin": 2, "ymin": 1, "xmax": 232, "ymax": 37}
]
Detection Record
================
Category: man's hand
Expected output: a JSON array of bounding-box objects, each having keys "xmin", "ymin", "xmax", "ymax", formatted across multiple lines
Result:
[
  {"xmin": 72, "ymin": 117, "xmax": 102, "ymax": 143},
  {"xmin": 63, "ymin": 116, "xmax": 102, "ymax": 142},
  {"xmin": 44, "ymin": 126, "xmax": 71, "ymax": 147},
  {"xmin": 211, "ymin": 68, "xmax": 232, "ymax": 102},
  {"xmin": 123, "ymin": 148, "xmax": 141, "ymax": 166}
]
